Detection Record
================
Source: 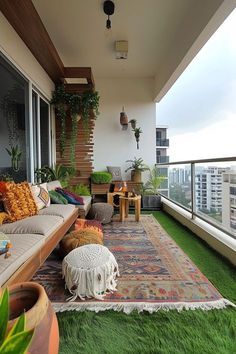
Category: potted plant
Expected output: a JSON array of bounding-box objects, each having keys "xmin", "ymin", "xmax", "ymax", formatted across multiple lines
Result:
[
  {"xmin": 5, "ymin": 145, "xmax": 22, "ymax": 172},
  {"xmin": 133, "ymin": 127, "xmax": 142, "ymax": 149},
  {"xmin": 125, "ymin": 157, "xmax": 149, "ymax": 183},
  {"xmin": 129, "ymin": 119, "xmax": 137, "ymax": 130},
  {"xmin": 0, "ymin": 282, "xmax": 59, "ymax": 354},
  {"xmin": 0, "ymin": 288, "xmax": 34, "ymax": 353},
  {"xmin": 142, "ymin": 165, "xmax": 165, "ymax": 210}
]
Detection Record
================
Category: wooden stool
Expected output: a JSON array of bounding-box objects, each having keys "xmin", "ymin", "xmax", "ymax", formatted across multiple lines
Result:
[{"xmin": 119, "ymin": 195, "xmax": 141, "ymax": 222}]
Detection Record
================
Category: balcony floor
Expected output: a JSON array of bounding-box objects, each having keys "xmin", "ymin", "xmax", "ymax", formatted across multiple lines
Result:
[{"xmin": 57, "ymin": 211, "xmax": 236, "ymax": 354}]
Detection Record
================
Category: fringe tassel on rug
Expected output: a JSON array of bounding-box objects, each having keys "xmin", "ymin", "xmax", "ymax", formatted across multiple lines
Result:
[{"xmin": 53, "ymin": 298, "xmax": 236, "ymax": 314}]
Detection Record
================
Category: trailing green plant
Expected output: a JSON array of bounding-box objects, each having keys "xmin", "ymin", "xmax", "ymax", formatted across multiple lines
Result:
[
  {"xmin": 129, "ymin": 119, "xmax": 137, "ymax": 130},
  {"xmin": 5, "ymin": 145, "xmax": 22, "ymax": 172},
  {"xmin": 0, "ymin": 288, "xmax": 34, "ymax": 354},
  {"xmin": 69, "ymin": 183, "xmax": 91, "ymax": 196},
  {"xmin": 144, "ymin": 165, "xmax": 165, "ymax": 195},
  {"xmin": 125, "ymin": 157, "xmax": 149, "ymax": 173},
  {"xmin": 35, "ymin": 164, "xmax": 75, "ymax": 185},
  {"xmin": 133, "ymin": 127, "xmax": 142, "ymax": 149},
  {"xmin": 51, "ymin": 85, "xmax": 69, "ymax": 157},
  {"xmin": 81, "ymin": 90, "xmax": 100, "ymax": 133},
  {"xmin": 68, "ymin": 94, "xmax": 81, "ymax": 166},
  {"xmin": 91, "ymin": 171, "xmax": 112, "ymax": 184},
  {"xmin": 50, "ymin": 85, "xmax": 100, "ymax": 162}
]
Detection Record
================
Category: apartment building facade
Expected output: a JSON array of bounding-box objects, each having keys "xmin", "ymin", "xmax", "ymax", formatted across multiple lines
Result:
[
  {"xmin": 156, "ymin": 126, "xmax": 169, "ymax": 196},
  {"xmin": 195, "ymin": 167, "xmax": 229, "ymax": 213}
]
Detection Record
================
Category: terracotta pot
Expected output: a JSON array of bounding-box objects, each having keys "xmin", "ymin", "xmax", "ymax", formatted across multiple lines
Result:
[
  {"xmin": 7, "ymin": 282, "xmax": 59, "ymax": 354},
  {"xmin": 131, "ymin": 170, "xmax": 142, "ymax": 183}
]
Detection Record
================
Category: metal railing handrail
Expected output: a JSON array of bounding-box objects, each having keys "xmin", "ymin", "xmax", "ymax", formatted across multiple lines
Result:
[
  {"xmin": 156, "ymin": 156, "xmax": 236, "ymax": 239},
  {"xmin": 156, "ymin": 156, "xmax": 236, "ymax": 167}
]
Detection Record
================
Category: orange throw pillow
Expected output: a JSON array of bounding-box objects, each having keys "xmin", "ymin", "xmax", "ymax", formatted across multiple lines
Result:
[{"xmin": 3, "ymin": 182, "xmax": 38, "ymax": 222}]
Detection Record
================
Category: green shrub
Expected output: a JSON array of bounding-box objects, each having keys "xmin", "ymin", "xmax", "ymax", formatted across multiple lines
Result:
[
  {"xmin": 91, "ymin": 172, "xmax": 112, "ymax": 184},
  {"xmin": 69, "ymin": 184, "xmax": 91, "ymax": 196}
]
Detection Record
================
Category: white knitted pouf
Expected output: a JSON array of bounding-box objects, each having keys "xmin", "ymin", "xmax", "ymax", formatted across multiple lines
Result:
[{"xmin": 62, "ymin": 244, "xmax": 119, "ymax": 301}]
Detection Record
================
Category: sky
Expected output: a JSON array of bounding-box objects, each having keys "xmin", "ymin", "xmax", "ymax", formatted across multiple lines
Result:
[{"xmin": 156, "ymin": 8, "xmax": 236, "ymax": 162}]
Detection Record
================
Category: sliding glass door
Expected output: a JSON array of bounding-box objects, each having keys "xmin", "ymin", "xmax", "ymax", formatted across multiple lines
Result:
[
  {"xmin": 32, "ymin": 90, "xmax": 51, "ymax": 175},
  {"xmin": 0, "ymin": 52, "xmax": 52, "ymax": 183},
  {"xmin": 0, "ymin": 55, "xmax": 29, "ymax": 182}
]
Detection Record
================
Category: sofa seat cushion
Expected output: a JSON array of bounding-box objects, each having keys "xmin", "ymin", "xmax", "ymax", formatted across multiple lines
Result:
[
  {"xmin": 76, "ymin": 196, "xmax": 92, "ymax": 216},
  {"xmin": 39, "ymin": 204, "xmax": 76, "ymax": 220},
  {"xmin": 0, "ymin": 215, "xmax": 63, "ymax": 237},
  {"xmin": 0, "ymin": 233, "xmax": 44, "ymax": 286}
]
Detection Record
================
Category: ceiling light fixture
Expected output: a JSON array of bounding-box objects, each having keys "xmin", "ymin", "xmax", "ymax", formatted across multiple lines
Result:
[
  {"xmin": 115, "ymin": 41, "xmax": 128, "ymax": 59},
  {"xmin": 103, "ymin": 0, "xmax": 115, "ymax": 29}
]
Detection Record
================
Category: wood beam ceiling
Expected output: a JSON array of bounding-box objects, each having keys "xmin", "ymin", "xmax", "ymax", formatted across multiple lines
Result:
[{"xmin": 0, "ymin": 0, "xmax": 95, "ymax": 90}]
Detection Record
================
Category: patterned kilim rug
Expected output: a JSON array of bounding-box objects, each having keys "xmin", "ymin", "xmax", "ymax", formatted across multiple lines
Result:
[{"xmin": 32, "ymin": 215, "xmax": 235, "ymax": 313}]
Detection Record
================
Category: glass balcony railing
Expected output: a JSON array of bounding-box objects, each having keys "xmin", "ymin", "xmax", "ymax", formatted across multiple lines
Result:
[
  {"xmin": 156, "ymin": 156, "xmax": 236, "ymax": 239},
  {"xmin": 156, "ymin": 138, "xmax": 169, "ymax": 147}
]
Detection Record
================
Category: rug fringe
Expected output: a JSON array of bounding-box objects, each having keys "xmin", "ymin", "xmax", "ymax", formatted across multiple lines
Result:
[{"xmin": 53, "ymin": 298, "xmax": 236, "ymax": 314}]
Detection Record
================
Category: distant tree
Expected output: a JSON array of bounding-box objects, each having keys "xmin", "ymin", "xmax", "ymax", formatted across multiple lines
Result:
[{"xmin": 169, "ymin": 184, "xmax": 190, "ymax": 208}]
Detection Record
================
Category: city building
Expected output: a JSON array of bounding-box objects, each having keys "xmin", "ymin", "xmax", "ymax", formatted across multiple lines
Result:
[
  {"xmin": 195, "ymin": 167, "xmax": 229, "ymax": 213},
  {"xmin": 156, "ymin": 126, "xmax": 169, "ymax": 196},
  {"xmin": 222, "ymin": 171, "xmax": 236, "ymax": 233}
]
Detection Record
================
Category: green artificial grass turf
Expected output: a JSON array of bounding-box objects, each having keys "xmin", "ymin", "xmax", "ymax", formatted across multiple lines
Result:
[{"xmin": 57, "ymin": 211, "xmax": 236, "ymax": 354}]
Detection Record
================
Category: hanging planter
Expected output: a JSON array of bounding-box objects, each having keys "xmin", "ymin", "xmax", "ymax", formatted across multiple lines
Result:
[
  {"xmin": 129, "ymin": 119, "xmax": 137, "ymax": 130},
  {"xmin": 120, "ymin": 107, "xmax": 128, "ymax": 130},
  {"xmin": 51, "ymin": 85, "xmax": 100, "ymax": 164},
  {"xmin": 133, "ymin": 127, "xmax": 142, "ymax": 149}
]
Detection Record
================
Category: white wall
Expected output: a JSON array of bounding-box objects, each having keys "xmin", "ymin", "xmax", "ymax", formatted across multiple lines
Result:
[
  {"xmin": 0, "ymin": 13, "xmax": 54, "ymax": 98},
  {"xmin": 94, "ymin": 78, "xmax": 156, "ymax": 181}
]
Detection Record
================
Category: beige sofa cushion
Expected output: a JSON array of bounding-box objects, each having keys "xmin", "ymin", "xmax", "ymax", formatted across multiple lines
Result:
[
  {"xmin": 77, "ymin": 196, "xmax": 92, "ymax": 216},
  {"xmin": 0, "ymin": 215, "xmax": 63, "ymax": 237},
  {"xmin": 39, "ymin": 204, "xmax": 76, "ymax": 220},
  {"xmin": 0, "ymin": 234, "xmax": 44, "ymax": 286}
]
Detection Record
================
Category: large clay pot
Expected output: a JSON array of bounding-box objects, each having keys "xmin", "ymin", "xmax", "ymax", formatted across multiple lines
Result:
[
  {"xmin": 131, "ymin": 170, "xmax": 141, "ymax": 183},
  {"xmin": 7, "ymin": 282, "xmax": 59, "ymax": 354}
]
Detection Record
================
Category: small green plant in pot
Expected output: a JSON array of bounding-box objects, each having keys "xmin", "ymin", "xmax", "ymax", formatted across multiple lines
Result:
[
  {"xmin": 133, "ymin": 127, "xmax": 142, "ymax": 149},
  {"xmin": 125, "ymin": 157, "xmax": 148, "ymax": 183},
  {"xmin": 142, "ymin": 165, "xmax": 165, "ymax": 210},
  {"xmin": 6, "ymin": 145, "xmax": 22, "ymax": 172},
  {"xmin": 91, "ymin": 172, "xmax": 112, "ymax": 184},
  {"xmin": 0, "ymin": 288, "xmax": 34, "ymax": 353}
]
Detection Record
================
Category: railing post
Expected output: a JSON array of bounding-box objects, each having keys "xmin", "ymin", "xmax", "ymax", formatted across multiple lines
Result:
[{"xmin": 191, "ymin": 162, "xmax": 196, "ymax": 219}]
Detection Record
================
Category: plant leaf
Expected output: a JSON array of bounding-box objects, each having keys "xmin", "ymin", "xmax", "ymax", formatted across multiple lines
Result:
[
  {"xmin": 5, "ymin": 148, "xmax": 11, "ymax": 157},
  {"xmin": 0, "ymin": 289, "xmax": 9, "ymax": 345},
  {"xmin": 6, "ymin": 314, "xmax": 25, "ymax": 339},
  {"xmin": 0, "ymin": 329, "xmax": 34, "ymax": 354}
]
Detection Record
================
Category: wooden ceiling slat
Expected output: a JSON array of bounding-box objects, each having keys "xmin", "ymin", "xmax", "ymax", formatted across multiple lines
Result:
[{"xmin": 0, "ymin": 0, "xmax": 64, "ymax": 83}]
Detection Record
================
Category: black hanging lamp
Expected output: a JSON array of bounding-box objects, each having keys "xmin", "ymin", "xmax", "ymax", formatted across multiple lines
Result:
[{"xmin": 103, "ymin": 0, "xmax": 115, "ymax": 29}]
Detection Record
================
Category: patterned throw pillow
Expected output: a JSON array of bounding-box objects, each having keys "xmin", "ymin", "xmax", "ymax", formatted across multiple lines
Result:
[
  {"xmin": 49, "ymin": 190, "xmax": 68, "ymax": 205},
  {"xmin": 107, "ymin": 166, "xmax": 122, "ymax": 181},
  {"xmin": 31, "ymin": 183, "xmax": 51, "ymax": 210},
  {"xmin": 55, "ymin": 188, "xmax": 84, "ymax": 205},
  {"xmin": 3, "ymin": 182, "xmax": 38, "ymax": 222}
]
